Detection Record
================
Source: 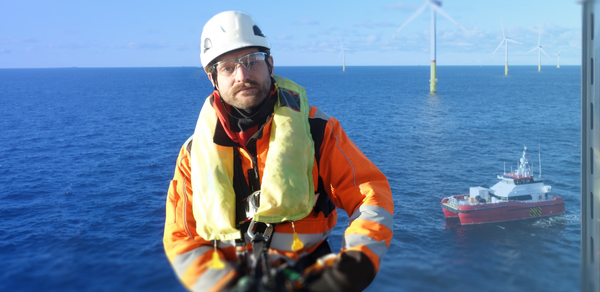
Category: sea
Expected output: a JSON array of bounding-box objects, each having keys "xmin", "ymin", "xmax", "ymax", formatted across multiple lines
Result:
[{"xmin": 0, "ymin": 65, "xmax": 581, "ymax": 292}]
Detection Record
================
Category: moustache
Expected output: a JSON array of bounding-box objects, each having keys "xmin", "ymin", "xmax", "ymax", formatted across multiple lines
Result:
[{"xmin": 232, "ymin": 80, "xmax": 261, "ymax": 94}]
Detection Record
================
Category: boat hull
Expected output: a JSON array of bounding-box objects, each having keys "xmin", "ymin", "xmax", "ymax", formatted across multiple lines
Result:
[{"xmin": 441, "ymin": 196, "xmax": 565, "ymax": 225}]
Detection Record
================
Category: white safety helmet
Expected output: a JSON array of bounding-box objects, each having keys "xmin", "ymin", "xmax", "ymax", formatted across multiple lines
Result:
[{"xmin": 200, "ymin": 11, "xmax": 271, "ymax": 69}]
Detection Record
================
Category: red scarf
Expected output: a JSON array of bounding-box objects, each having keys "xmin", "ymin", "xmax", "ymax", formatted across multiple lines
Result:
[{"xmin": 212, "ymin": 87, "xmax": 276, "ymax": 150}]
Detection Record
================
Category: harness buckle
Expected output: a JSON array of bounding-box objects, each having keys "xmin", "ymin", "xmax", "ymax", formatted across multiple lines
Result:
[
  {"xmin": 247, "ymin": 219, "xmax": 273, "ymax": 242},
  {"xmin": 245, "ymin": 190, "xmax": 261, "ymax": 220}
]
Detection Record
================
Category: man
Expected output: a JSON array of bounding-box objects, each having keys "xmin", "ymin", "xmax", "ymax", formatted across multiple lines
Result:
[{"xmin": 163, "ymin": 11, "xmax": 393, "ymax": 292}]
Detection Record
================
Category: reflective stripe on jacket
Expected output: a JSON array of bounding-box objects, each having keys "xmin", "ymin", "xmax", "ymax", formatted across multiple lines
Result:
[{"xmin": 163, "ymin": 104, "xmax": 394, "ymax": 291}]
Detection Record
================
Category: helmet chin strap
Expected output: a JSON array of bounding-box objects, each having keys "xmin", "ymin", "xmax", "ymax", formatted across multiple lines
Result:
[
  {"xmin": 265, "ymin": 57, "xmax": 273, "ymax": 75},
  {"xmin": 210, "ymin": 70, "xmax": 220, "ymax": 91}
]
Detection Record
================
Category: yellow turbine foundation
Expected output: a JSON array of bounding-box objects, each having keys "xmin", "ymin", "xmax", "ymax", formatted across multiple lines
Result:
[
  {"xmin": 538, "ymin": 63, "xmax": 541, "ymax": 72},
  {"xmin": 343, "ymin": 64, "xmax": 345, "ymax": 72},
  {"xmin": 430, "ymin": 61, "xmax": 437, "ymax": 93},
  {"xmin": 505, "ymin": 63, "xmax": 508, "ymax": 75}
]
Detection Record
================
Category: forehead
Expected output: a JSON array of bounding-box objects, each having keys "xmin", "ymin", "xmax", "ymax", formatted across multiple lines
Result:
[{"xmin": 216, "ymin": 47, "xmax": 260, "ymax": 62}]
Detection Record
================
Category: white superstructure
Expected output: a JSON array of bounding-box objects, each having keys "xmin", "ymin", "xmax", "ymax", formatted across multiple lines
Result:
[{"xmin": 488, "ymin": 147, "xmax": 551, "ymax": 202}]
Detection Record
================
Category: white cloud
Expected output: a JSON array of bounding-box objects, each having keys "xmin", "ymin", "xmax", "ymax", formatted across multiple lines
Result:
[
  {"xmin": 385, "ymin": 3, "xmax": 420, "ymax": 11},
  {"xmin": 377, "ymin": 21, "xmax": 396, "ymax": 27},
  {"xmin": 356, "ymin": 20, "xmax": 396, "ymax": 28},
  {"xmin": 64, "ymin": 41, "xmax": 92, "ymax": 49},
  {"xmin": 294, "ymin": 19, "xmax": 319, "ymax": 25},
  {"xmin": 176, "ymin": 43, "xmax": 190, "ymax": 51},
  {"xmin": 362, "ymin": 35, "xmax": 379, "ymax": 44},
  {"xmin": 0, "ymin": 37, "xmax": 37, "ymax": 44},
  {"xmin": 127, "ymin": 41, "xmax": 169, "ymax": 50},
  {"xmin": 356, "ymin": 21, "xmax": 375, "ymax": 28},
  {"xmin": 276, "ymin": 34, "xmax": 294, "ymax": 40}
]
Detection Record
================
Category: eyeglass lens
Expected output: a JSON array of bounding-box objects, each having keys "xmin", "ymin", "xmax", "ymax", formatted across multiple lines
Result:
[{"xmin": 214, "ymin": 53, "xmax": 266, "ymax": 76}]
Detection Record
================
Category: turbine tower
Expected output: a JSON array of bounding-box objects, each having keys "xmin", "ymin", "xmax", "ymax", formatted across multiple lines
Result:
[
  {"xmin": 391, "ymin": 0, "xmax": 467, "ymax": 93},
  {"xmin": 552, "ymin": 49, "xmax": 562, "ymax": 68},
  {"xmin": 526, "ymin": 31, "xmax": 549, "ymax": 71},
  {"xmin": 491, "ymin": 19, "xmax": 522, "ymax": 75},
  {"xmin": 338, "ymin": 38, "xmax": 350, "ymax": 72}
]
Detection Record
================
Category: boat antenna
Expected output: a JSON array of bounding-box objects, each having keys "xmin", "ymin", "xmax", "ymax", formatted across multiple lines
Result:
[{"xmin": 539, "ymin": 142, "xmax": 542, "ymax": 178}]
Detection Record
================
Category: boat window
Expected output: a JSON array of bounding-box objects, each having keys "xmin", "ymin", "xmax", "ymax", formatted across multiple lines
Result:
[
  {"xmin": 511, "ymin": 195, "xmax": 533, "ymax": 201},
  {"xmin": 490, "ymin": 194, "xmax": 508, "ymax": 201},
  {"xmin": 514, "ymin": 178, "xmax": 534, "ymax": 185},
  {"xmin": 491, "ymin": 194, "xmax": 532, "ymax": 201}
]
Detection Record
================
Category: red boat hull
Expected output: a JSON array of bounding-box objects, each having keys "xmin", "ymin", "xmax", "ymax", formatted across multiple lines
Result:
[{"xmin": 441, "ymin": 196, "xmax": 565, "ymax": 225}]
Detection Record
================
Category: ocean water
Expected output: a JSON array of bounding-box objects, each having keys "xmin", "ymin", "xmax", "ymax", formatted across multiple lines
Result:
[{"xmin": 0, "ymin": 65, "xmax": 580, "ymax": 292}]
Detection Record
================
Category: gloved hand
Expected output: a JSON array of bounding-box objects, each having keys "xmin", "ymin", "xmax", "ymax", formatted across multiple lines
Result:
[
  {"xmin": 305, "ymin": 267, "xmax": 340, "ymax": 292},
  {"xmin": 225, "ymin": 275, "xmax": 259, "ymax": 292},
  {"xmin": 301, "ymin": 254, "xmax": 344, "ymax": 292},
  {"xmin": 303, "ymin": 252, "xmax": 373, "ymax": 292}
]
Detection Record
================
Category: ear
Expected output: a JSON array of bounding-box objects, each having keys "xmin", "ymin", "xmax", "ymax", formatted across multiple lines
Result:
[
  {"xmin": 207, "ymin": 72, "xmax": 215, "ymax": 86},
  {"xmin": 207, "ymin": 72, "xmax": 218, "ymax": 89},
  {"xmin": 268, "ymin": 56, "xmax": 274, "ymax": 76}
]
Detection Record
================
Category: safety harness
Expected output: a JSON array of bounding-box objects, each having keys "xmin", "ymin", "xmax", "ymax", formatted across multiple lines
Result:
[{"xmin": 189, "ymin": 76, "xmax": 340, "ymax": 289}]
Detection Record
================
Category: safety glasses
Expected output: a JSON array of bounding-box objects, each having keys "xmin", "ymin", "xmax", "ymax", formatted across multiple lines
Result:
[{"xmin": 211, "ymin": 52, "xmax": 267, "ymax": 77}]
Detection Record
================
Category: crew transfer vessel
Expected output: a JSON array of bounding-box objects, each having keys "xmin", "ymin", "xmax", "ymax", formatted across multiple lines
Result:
[{"xmin": 440, "ymin": 146, "xmax": 565, "ymax": 225}]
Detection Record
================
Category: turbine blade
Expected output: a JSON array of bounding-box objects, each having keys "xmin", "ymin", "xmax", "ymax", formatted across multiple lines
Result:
[
  {"xmin": 540, "ymin": 47, "xmax": 549, "ymax": 57},
  {"xmin": 340, "ymin": 37, "xmax": 344, "ymax": 50},
  {"xmin": 506, "ymin": 39, "xmax": 522, "ymax": 45},
  {"xmin": 338, "ymin": 49, "xmax": 343, "ymax": 60},
  {"xmin": 492, "ymin": 39, "xmax": 505, "ymax": 57},
  {"xmin": 526, "ymin": 47, "xmax": 537, "ymax": 54},
  {"xmin": 431, "ymin": 5, "xmax": 468, "ymax": 32},
  {"xmin": 501, "ymin": 19, "xmax": 505, "ymax": 39},
  {"xmin": 558, "ymin": 48, "xmax": 562, "ymax": 54},
  {"xmin": 391, "ymin": 2, "xmax": 428, "ymax": 38},
  {"xmin": 538, "ymin": 31, "xmax": 541, "ymax": 46}
]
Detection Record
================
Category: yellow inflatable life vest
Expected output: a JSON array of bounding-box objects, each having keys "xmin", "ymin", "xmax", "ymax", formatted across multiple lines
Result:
[{"xmin": 190, "ymin": 75, "xmax": 315, "ymax": 240}]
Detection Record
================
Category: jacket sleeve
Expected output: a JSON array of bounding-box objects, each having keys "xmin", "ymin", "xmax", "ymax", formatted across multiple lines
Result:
[
  {"xmin": 313, "ymin": 115, "xmax": 394, "ymax": 292},
  {"xmin": 163, "ymin": 140, "xmax": 238, "ymax": 292}
]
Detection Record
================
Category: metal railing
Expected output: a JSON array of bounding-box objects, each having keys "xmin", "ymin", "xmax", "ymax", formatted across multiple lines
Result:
[{"xmin": 581, "ymin": 1, "xmax": 600, "ymax": 291}]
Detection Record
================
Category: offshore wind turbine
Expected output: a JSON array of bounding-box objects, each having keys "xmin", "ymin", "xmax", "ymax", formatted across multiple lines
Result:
[
  {"xmin": 526, "ymin": 32, "xmax": 549, "ymax": 71},
  {"xmin": 491, "ymin": 19, "xmax": 522, "ymax": 75},
  {"xmin": 391, "ymin": 0, "xmax": 467, "ymax": 93},
  {"xmin": 338, "ymin": 38, "xmax": 350, "ymax": 71},
  {"xmin": 552, "ymin": 49, "xmax": 562, "ymax": 68}
]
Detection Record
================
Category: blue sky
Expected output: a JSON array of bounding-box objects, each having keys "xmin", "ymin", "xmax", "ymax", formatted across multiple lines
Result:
[{"xmin": 0, "ymin": 0, "xmax": 582, "ymax": 68}]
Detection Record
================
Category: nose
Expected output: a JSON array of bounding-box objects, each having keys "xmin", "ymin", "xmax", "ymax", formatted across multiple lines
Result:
[{"xmin": 233, "ymin": 63, "xmax": 251, "ymax": 82}]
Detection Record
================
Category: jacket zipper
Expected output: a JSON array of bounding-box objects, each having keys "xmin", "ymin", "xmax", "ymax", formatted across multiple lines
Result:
[{"xmin": 248, "ymin": 154, "xmax": 260, "ymax": 192}]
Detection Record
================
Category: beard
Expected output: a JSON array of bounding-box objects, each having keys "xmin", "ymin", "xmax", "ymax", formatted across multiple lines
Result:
[{"xmin": 223, "ymin": 79, "xmax": 271, "ymax": 110}]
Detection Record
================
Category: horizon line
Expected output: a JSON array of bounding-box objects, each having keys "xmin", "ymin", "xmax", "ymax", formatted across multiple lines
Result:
[{"xmin": 0, "ymin": 64, "xmax": 582, "ymax": 69}]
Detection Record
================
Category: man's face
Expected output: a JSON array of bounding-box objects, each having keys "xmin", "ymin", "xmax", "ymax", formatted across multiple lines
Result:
[{"xmin": 208, "ymin": 47, "xmax": 273, "ymax": 110}]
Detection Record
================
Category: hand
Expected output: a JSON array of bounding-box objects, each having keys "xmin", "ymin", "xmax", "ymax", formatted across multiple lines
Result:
[{"xmin": 225, "ymin": 275, "xmax": 258, "ymax": 292}]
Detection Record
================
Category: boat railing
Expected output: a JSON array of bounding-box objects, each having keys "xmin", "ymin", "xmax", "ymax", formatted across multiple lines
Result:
[
  {"xmin": 448, "ymin": 194, "xmax": 556, "ymax": 206},
  {"xmin": 447, "ymin": 196, "xmax": 474, "ymax": 206}
]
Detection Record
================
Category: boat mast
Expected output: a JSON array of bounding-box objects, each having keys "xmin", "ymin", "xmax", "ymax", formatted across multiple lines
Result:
[{"xmin": 539, "ymin": 142, "xmax": 542, "ymax": 178}]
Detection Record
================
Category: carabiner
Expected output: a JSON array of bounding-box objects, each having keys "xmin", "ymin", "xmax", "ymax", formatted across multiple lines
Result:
[
  {"xmin": 246, "ymin": 219, "xmax": 273, "ymax": 242},
  {"xmin": 245, "ymin": 190, "xmax": 261, "ymax": 219}
]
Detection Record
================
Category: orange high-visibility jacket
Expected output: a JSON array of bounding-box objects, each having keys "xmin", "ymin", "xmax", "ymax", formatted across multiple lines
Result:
[{"xmin": 164, "ymin": 100, "xmax": 394, "ymax": 291}]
